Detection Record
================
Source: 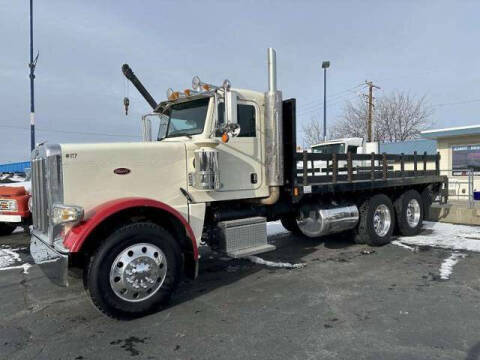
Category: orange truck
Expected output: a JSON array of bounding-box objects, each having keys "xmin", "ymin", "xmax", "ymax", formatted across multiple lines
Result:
[{"xmin": 0, "ymin": 185, "xmax": 31, "ymax": 236}]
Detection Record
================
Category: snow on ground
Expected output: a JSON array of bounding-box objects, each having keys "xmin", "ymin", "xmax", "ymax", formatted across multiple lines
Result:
[
  {"xmin": 0, "ymin": 245, "xmax": 31, "ymax": 274},
  {"xmin": 439, "ymin": 252, "xmax": 467, "ymax": 280},
  {"xmin": 266, "ymin": 221, "xmax": 480, "ymax": 280},
  {"xmin": 394, "ymin": 221, "xmax": 480, "ymax": 253},
  {"xmin": 245, "ymin": 255, "xmax": 306, "ymax": 269},
  {"xmin": 267, "ymin": 221, "xmax": 288, "ymax": 236}
]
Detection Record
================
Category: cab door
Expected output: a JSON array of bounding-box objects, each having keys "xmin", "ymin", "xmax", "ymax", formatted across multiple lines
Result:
[{"xmin": 215, "ymin": 101, "xmax": 263, "ymax": 192}]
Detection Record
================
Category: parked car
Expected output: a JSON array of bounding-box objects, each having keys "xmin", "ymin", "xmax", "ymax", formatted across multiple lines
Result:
[{"xmin": 0, "ymin": 173, "xmax": 31, "ymax": 236}]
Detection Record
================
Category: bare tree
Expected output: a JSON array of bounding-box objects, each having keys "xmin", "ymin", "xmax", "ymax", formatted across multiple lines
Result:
[
  {"xmin": 331, "ymin": 91, "xmax": 434, "ymax": 142},
  {"xmin": 301, "ymin": 116, "xmax": 326, "ymax": 147}
]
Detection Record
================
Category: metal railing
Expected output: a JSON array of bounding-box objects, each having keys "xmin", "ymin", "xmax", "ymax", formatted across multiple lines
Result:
[
  {"xmin": 296, "ymin": 151, "xmax": 441, "ymax": 186},
  {"xmin": 440, "ymin": 168, "xmax": 477, "ymax": 208}
]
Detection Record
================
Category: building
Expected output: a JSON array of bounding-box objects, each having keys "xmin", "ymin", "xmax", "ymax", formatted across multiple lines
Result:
[
  {"xmin": 379, "ymin": 139, "xmax": 437, "ymax": 155},
  {"xmin": 422, "ymin": 125, "xmax": 480, "ymax": 199},
  {"xmin": 0, "ymin": 161, "xmax": 31, "ymax": 173}
]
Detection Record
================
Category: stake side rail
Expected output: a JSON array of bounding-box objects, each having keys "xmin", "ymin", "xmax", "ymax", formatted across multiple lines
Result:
[{"xmin": 293, "ymin": 151, "xmax": 446, "ymax": 200}]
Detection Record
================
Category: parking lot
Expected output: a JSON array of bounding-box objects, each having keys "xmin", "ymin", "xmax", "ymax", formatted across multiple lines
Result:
[{"xmin": 1, "ymin": 222, "xmax": 480, "ymax": 360}]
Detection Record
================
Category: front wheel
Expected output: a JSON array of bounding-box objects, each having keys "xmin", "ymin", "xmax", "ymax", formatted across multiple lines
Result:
[{"xmin": 85, "ymin": 222, "xmax": 182, "ymax": 319}]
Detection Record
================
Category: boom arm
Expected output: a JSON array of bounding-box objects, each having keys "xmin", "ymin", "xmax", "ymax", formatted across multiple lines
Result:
[{"xmin": 122, "ymin": 64, "xmax": 158, "ymax": 110}]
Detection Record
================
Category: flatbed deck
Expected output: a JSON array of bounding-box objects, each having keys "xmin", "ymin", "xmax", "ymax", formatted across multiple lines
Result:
[{"xmin": 291, "ymin": 151, "xmax": 448, "ymax": 201}]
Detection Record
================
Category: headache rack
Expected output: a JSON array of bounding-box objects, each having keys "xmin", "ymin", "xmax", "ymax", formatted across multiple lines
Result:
[{"xmin": 293, "ymin": 151, "xmax": 447, "ymax": 198}]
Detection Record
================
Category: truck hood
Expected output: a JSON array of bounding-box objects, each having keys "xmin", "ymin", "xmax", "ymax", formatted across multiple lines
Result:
[{"xmin": 60, "ymin": 141, "xmax": 188, "ymax": 214}]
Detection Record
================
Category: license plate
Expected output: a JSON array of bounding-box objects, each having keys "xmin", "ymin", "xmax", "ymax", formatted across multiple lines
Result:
[{"xmin": 0, "ymin": 215, "xmax": 21, "ymax": 223}]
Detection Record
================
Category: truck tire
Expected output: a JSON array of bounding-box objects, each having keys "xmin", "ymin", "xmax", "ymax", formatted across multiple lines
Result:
[
  {"xmin": 85, "ymin": 222, "xmax": 182, "ymax": 319},
  {"xmin": 0, "ymin": 223, "xmax": 16, "ymax": 236},
  {"xmin": 354, "ymin": 194, "xmax": 395, "ymax": 246},
  {"xmin": 280, "ymin": 215, "xmax": 302, "ymax": 235},
  {"xmin": 394, "ymin": 189, "xmax": 423, "ymax": 236}
]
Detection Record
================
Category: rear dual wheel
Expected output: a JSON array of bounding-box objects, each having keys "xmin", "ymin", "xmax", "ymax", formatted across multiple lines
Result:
[
  {"xmin": 394, "ymin": 189, "xmax": 423, "ymax": 236},
  {"xmin": 354, "ymin": 194, "xmax": 395, "ymax": 246}
]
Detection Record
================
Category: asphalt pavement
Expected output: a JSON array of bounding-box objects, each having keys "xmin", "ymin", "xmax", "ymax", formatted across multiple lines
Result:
[{"xmin": 1, "ymin": 227, "xmax": 480, "ymax": 360}]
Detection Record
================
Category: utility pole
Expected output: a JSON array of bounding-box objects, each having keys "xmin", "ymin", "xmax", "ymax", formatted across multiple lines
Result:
[
  {"xmin": 365, "ymin": 81, "xmax": 380, "ymax": 142},
  {"xmin": 321, "ymin": 61, "xmax": 330, "ymax": 142},
  {"xmin": 29, "ymin": 0, "xmax": 38, "ymax": 151}
]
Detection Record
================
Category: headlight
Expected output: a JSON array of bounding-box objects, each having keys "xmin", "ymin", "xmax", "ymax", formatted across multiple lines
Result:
[
  {"xmin": 52, "ymin": 204, "xmax": 84, "ymax": 225},
  {"xmin": 0, "ymin": 199, "xmax": 18, "ymax": 212}
]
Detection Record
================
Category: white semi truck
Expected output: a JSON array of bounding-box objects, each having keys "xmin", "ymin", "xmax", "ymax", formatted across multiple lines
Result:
[{"xmin": 30, "ymin": 49, "xmax": 447, "ymax": 318}]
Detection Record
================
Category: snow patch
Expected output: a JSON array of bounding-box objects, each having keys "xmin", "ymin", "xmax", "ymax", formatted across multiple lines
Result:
[
  {"xmin": 0, "ymin": 246, "xmax": 31, "ymax": 273},
  {"xmin": 267, "ymin": 221, "xmax": 289, "ymax": 236},
  {"xmin": 394, "ymin": 221, "xmax": 480, "ymax": 253},
  {"xmin": 0, "ymin": 263, "xmax": 32, "ymax": 274},
  {"xmin": 244, "ymin": 255, "xmax": 306, "ymax": 269},
  {"xmin": 439, "ymin": 252, "xmax": 466, "ymax": 280},
  {"xmin": 391, "ymin": 241, "xmax": 417, "ymax": 251},
  {"xmin": 0, "ymin": 247, "xmax": 22, "ymax": 268}
]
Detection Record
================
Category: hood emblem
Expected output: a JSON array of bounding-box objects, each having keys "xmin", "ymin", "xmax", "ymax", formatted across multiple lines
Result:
[{"xmin": 114, "ymin": 168, "xmax": 131, "ymax": 175}]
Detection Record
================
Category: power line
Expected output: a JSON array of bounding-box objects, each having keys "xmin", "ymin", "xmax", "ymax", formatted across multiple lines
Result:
[
  {"xmin": 432, "ymin": 98, "xmax": 480, "ymax": 107},
  {"xmin": 0, "ymin": 124, "xmax": 141, "ymax": 139},
  {"xmin": 300, "ymin": 83, "xmax": 365, "ymax": 109},
  {"xmin": 297, "ymin": 93, "xmax": 361, "ymax": 117}
]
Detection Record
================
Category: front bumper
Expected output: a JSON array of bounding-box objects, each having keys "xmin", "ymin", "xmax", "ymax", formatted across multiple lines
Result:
[{"xmin": 30, "ymin": 233, "xmax": 69, "ymax": 286}]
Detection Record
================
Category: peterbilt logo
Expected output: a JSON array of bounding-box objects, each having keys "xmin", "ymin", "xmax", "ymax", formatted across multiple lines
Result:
[{"xmin": 113, "ymin": 168, "xmax": 131, "ymax": 175}]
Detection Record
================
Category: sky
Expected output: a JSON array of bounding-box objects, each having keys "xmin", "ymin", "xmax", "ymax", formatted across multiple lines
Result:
[{"xmin": 1, "ymin": 0, "xmax": 479, "ymax": 163}]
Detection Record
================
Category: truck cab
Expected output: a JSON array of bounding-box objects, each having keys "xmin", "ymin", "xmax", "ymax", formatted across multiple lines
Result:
[{"xmin": 311, "ymin": 137, "xmax": 364, "ymax": 155}]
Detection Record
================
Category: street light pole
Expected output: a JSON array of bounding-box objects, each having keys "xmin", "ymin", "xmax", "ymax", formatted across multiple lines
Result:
[
  {"xmin": 29, "ymin": 0, "xmax": 38, "ymax": 151},
  {"xmin": 321, "ymin": 61, "xmax": 330, "ymax": 142}
]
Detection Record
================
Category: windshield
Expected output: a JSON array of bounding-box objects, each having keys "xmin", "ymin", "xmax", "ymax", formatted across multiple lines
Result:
[
  {"xmin": 164, "ymin": 97, "xmax": 210, "ymax": 138},
  {"xmin": 312, "ymin": 143, "xmax": 346, "ymax": 154}
]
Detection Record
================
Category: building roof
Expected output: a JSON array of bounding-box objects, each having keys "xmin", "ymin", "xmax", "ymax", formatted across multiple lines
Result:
[
  {"xmin": 421, "ymin": 125, "xmax": 480, "ymax": 139},
  {"xmin": 379, "ymin": 139, "xmax": 437, "ymax": 155},
  {"xmin": 0, "ymin": 161, "xmax": 31, "ymax": 173}
]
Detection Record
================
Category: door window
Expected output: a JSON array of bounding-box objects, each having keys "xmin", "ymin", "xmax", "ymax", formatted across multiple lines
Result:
[{"xmin": 217, "ymin": 102, "xmax": 256, "ymax": 137}]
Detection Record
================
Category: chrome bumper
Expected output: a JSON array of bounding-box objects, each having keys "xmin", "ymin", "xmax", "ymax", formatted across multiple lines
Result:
[{"xmin": 30, "ymin": 234, "xmax": 69, "ymax": 287}]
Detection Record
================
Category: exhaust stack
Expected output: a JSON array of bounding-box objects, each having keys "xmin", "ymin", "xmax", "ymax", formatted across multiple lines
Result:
[
  {"xmin": 268, "ymin": 48, "xmax": 277, "ymax": 92},
  {"xmin": 264, "ymin": 48, "xmax": 284, "ymax": 188}
]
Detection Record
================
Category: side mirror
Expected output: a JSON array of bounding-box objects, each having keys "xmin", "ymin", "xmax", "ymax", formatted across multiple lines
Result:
[
  {"xmin": 142, "ymin": 115, "xmax": 152, "ymax": 141},
  {"xmin": 142, "ymin": 113, "xmax": 169, "ymax": 141},
  {"xmin": 220, "ymin": 123, "xmax": 241, "ymax": 142}
]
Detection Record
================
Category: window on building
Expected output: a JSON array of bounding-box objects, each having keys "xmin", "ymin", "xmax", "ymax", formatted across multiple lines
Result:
[
  {"xmin": 452, "ymin": 144, "xmax": 480, "ymax": 175},
  {"xmin": 217, "ymin": 102, "xmax": 256, "ymax": 137}
]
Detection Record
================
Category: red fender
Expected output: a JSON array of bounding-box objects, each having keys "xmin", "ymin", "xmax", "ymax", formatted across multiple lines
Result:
[{"xmin": 63, "ymin": 197, "xmax": 198, "ymax": 260}]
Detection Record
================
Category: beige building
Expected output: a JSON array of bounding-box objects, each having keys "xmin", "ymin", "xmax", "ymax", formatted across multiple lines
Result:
[{"xmin": 422, "ymin": 125, "xmax": 480, "ymax": 200}]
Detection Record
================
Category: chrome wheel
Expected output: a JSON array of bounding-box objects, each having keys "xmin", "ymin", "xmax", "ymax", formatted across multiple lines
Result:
[
  {"xmin": 373, "ymin": 204, "xmax": 391, "ymax": 237},
  {"xmin": 109, "ymin": 243, "xmax": 167, "ymax": 302},
  {"xmin": 406, "ymin": 198, "xmax": 421, "ymax": 228}
]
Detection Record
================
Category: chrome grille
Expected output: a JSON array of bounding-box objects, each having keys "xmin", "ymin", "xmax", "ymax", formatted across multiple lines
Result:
[{"xmin": 32, "ymin": 157, "xmax": 49, "ymax": 233}]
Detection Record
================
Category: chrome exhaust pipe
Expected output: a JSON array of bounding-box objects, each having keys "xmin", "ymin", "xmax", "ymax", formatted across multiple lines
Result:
[
  {"xmin": 297, "ymin": 205, "xmax": 359, "ymax": 238},
  {"xmin": 264, "ymin": 48, "xmax": 284, "ymax": 188},
  {"xmin": 268, "ymin": 48, "xmax": 277, "ymax": 92}
]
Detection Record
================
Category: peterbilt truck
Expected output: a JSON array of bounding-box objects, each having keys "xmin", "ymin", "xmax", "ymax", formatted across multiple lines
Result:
[{"xmin": 30, "ymin": 48, "xmax": 447, "ymax": 318}]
